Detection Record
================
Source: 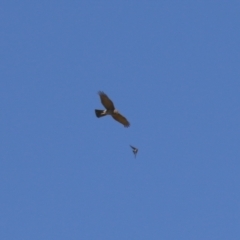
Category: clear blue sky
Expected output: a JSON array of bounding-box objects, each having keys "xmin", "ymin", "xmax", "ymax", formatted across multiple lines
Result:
[{"xmin": 1, "ymin": 1, "xmax": 240, "ymax": 239}]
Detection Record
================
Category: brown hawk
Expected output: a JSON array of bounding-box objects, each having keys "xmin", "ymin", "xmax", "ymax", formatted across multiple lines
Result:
[
  {"xmin": 130, "ymin": 145, "xmax": 138, "ymax": 158},
  {"xmin": 95, "ymin": 91, "xmax": 130, "ymax": 127}
]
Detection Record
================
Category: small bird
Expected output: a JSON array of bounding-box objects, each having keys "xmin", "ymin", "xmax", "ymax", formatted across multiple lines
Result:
[
  {"xmin": 130, "ymin": 145, "xmax": 138, "ymax": 158},
  {"xmin": 95, "ymin": 91, "xmax": 130, "ymax": 127}
]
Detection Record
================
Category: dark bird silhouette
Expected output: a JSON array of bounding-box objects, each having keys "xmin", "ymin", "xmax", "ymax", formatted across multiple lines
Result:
[
  {"xmin": 130, "ymin": 145, "xmax": 138, "ymax": 158},
  {"xmin": 95, "ymin": 91, "xmax": 130, "ymax": 127}
]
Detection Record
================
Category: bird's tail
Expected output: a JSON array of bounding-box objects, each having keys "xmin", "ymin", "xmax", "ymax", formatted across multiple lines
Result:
[{"xmin": 95, "ymin": 109, "xmax": 106, "ymax": 118}]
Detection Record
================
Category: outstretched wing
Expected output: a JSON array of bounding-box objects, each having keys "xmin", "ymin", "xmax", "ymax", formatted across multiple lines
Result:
[
  {"xmin": 98, "ymin": 91, "xmax": 115, "ymax": 110},
  {"xmin": 130, "ymin": 145, "xmax": 136, "ymax": 150},
  {"xmin": 112, "ymin": 112, "xmax": 130, "ymax": 127}
]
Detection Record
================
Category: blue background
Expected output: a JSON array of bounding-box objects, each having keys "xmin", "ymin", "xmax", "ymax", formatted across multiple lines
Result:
[{"xmin": 1, "ymin": 1, "xmax": 240, "ymax": 239}]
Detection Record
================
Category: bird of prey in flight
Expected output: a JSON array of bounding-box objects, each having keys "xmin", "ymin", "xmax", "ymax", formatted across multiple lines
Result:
[
  {"xmin": 130, "ymin": 145, "xmax": 138, "ymax": 158},
  {"xmin": 95, "ymin": 91, "xmax": 130, "ymax": 127}
]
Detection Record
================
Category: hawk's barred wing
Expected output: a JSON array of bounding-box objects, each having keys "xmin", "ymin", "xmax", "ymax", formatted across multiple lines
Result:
[
  {"xmin": 98, "ymin": 91, "xmax": 115, "ymax": 110},
  {"xmin": 112, "ymin": 112, "xmax": 130, "ymax": 127}
]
